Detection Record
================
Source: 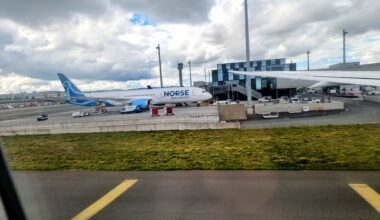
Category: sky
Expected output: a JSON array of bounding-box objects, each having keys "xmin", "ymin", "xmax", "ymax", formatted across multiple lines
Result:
[{"xmin": 1, "ymin": 0, "xmax": 380, "ymax": 94}]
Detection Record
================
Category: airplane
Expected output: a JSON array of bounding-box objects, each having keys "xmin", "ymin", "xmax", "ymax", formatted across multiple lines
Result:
[
  {"xmin": 228, "ymin": 70, "xmax": 380, "ymax": 88},
  {"xmin": 57, "ymin": 73, "xmax": 212, "ymax": 112}
]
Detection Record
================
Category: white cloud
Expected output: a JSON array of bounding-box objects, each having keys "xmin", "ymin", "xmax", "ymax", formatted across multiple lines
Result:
[{"xmin": 0, "ymin": 0, "xmax": 380, "ymax": 93}]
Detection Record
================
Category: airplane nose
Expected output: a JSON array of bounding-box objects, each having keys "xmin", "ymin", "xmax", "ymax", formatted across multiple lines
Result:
[{"xmin": 207, "ymin": 92, "xmax": 212, "ymax": 100}]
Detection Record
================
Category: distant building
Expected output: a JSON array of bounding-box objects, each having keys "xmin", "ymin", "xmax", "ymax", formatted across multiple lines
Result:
[
  {"xmin": 327, "ymin": 62, "xmax": 380, "ymax": 72},
  {"xmin": 193, "ymin": 81, "xmax": 207, "ymax": 87},
  {"xmin": 211, "ymin": 58, "xmax": 299, "ymax": 100},
  {"xmin": 321, "ymin": 61, "xmax": 380, "ymax": 91}
]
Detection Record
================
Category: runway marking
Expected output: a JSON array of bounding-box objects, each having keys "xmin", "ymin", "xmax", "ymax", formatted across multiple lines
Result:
[
  {"xmin": 349, "ymin": 184, "xmax": 380, "ymax": 213},
  {"xmin": 72, "ymin": 179, "xmax": 138, "ymax": 220}
]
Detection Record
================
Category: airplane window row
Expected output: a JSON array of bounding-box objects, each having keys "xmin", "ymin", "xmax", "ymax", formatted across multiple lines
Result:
[{"xmin": 133, "ymin": 94, "xmax": 156, "ymax": 97}]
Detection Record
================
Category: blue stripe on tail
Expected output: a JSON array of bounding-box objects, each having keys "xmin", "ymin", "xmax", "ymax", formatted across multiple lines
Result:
[{"xmin": 57, "ymin": 73, "xmax": 85, "ymax": 97}]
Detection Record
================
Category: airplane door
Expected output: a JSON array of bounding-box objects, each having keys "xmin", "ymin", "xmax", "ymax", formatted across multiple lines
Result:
[{"xmin": 191, "ymin": 89, "xmax": 196, "ymax": 102}]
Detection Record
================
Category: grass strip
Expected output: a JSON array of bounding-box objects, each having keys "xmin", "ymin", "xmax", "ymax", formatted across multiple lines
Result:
[{"xmin": 1, "ymin": 124, "xmax": 380, "ymax": 170}]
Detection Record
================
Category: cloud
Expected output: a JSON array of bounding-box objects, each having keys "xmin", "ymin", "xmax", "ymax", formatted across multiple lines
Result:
[
  {"xmin": 0, "ymin": 0, "xmax": 109, "ymax": 26},
  {"xmin": 0, "ymin": 0, "xmax": 380, "ymax": 93},
  {"xmin": 112, "ymin": 0, "xmax": 215, "ymax": 24}
]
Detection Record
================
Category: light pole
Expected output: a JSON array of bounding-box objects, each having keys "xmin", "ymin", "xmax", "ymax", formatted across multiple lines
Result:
[
  {"xmin": 156, "ymin": 44, "xmax": 163, "ymax": 87},
  {"xmin": 244, "ymin": 0, "xmax": 253, "ymax": 114},
  {"xmin": 307, "ymin": 51, "xmax": 310, "ymax": 71},
  {"xmin": 177, "ymin": 63, "xmax": 184, "ymax": 87},
  {"xmin": 343, "ymin": 29, "xmax": 348, "ymax": 63},
  {"xmin": 188, "ymin": 60, "xmax": 192, "ymax": 87},
  {"xmin": 204, "ymin": 68, "xmax": 207, "ymax": 83}
]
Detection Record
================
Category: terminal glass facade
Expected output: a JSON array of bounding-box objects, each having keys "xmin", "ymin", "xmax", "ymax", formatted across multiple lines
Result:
[{"xmin": 212, "ymin": 58, "xmax": 296, "ymax": 91}]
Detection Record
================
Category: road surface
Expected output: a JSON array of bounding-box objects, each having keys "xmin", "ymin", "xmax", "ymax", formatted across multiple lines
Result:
[{"xmin": 0, "ymin": 171, "xmax": 379, "ymax": 219}]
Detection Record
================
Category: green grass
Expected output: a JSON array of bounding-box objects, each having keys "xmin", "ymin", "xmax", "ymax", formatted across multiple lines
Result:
[{"xmin": 1, "ymin": 124, "xmax": 380, "ymax": 170}]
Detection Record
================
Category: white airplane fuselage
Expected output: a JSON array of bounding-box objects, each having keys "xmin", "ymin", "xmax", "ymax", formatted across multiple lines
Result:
[{"xmin": 86, "ymin": 87, "xmax": 212, "ymax": 105}]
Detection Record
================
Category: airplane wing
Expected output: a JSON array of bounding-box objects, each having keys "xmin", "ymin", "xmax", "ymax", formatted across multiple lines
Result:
[{"xmin": 229, "ymin": 70, "xmax": 380, "ymax": 87}]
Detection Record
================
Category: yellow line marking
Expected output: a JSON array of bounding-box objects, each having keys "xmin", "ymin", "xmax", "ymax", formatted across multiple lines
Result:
[
  {"xmin": 72, "ymin": 179, "xmax": 138, "ymax": 220},
  {"xmin": 349, "ymin": 184, "xmax": 380, "ymax": 213}
]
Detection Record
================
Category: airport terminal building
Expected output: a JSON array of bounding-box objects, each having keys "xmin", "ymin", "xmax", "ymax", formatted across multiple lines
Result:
[{"xmin": 211, "ymin": 58, "xmax": 302, "ymax": 100}]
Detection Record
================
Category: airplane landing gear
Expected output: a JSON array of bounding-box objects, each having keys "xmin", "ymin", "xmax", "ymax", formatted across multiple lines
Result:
[{"xmin": 95, "ymin": 106, "xmax": 107, "ymax": 113}]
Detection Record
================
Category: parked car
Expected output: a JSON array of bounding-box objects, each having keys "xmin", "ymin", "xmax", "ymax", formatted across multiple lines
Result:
[
  {"xmin": 367, "ymin": 90, "xmax": 380, "ymax": 95},
  {"xmin": 306, "ymin": 88, "xmax": 318, "ymax": 93},
  {"xmin": 258, "ymin": 96, "xmax": 272, "ymax": 103},
  {"xmin": 213, "ymin": 100, "xmax": 232, "ymax": 105},
  {"xmin": 291, "ymin": 98, "xmax": 302, "ymax": 104},
  {"xmin": 37, "ymin": 114, "xmax": 48, "ymax": 121},
  {"xmin": 277, "ymin": 96, "xmax": 289, "ymax": 104},
  {"xmin": 5, "ymin": 105, "xmax": 14, "ymax": 110},
  {"xmin": 72, "ymin": 111, "xmax": 86, "ymax": 118},
  {"xmin": 84, "ymin": 112, "xmax": 92, "ymax": 117},
  {"xmin": 302, "ymin": 96, "xmax": 311, "ymax": 102}
]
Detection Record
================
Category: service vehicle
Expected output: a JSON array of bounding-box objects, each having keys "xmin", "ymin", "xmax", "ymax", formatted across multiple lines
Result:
[
  {"xmin": 258, "ymin": 96, "xmax": 272, "ymax": 103},
  {"xmin": 72, "ymin": 111, "xmax": 85, "ymax": 118},
  {"xmin": 367, "ymin": 90, "xmax": 380, "ymax": 95},
  {"xmin": 262, "ymin": 112, "xmax": 279, "ymax": 119},
  {"xmin": 120, "ymin": 105, "xmax": 144, "ymax": 114},
  {"xmin": 37, "ymin": 114, "xmax": 48, "ymax": 121},
  {"xmin": 291, "ymin": 97, "xmax": 301, "ymax": 104},
  {"xmin": 306, "ymin": 88, "xmax": 318, "ymax": 93}
]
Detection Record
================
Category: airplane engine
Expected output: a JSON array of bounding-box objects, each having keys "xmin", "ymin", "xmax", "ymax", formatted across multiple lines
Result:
[{"xmin": 131, "ymin": 99, "xmax": 149, "ymax": 111}]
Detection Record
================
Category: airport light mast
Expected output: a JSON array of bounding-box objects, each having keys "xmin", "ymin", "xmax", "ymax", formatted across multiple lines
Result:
[
  {"xmin": 244, "ymin": 0, "xmax": 253, "ymax": 114},
  {"xmin": 188, "ymin": 60, "xmax": 193, "ymax": 87},
  {"xmin": 343, "ymin": 29, "xmax": 348, "ymax": 64},
  {"xmin": 177, "ymin": 63, "xmax": 184, "ymax": 87},
  {"xmin": 204, "ymin": 68, "xmax": 207, "ymax": 83},
  {"xmin": 156, "ymin": 44, "xmax": 163, "ymax": 88}
]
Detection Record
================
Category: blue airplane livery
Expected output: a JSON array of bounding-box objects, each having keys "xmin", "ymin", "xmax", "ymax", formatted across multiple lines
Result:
[{"xmin": 57, "ymin": 73, "xmax": 212, "ymax": 113}]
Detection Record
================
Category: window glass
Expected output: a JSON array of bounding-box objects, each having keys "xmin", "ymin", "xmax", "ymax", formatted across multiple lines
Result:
[
  {"xmin": 228, "ymin": 72, "xmax": 233, "ymax": 81},
  {"xmin": 284, "ymin": 64, "xmax": 290, "ymax": 71},
  {"xmin": 218, "ymin": 69, "xmax": 223, "ymax": 81},
  {"xmin": 256, "ymin": 77, "xmax": 262, "ymax": 90}
]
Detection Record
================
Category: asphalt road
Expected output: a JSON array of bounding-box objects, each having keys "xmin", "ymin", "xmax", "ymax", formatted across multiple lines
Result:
[
  {"xmin": 1, "ymin": 98, "xmax": 379, "ymax": 129},
  {"xmin": 0, "ymin": 171, "xmax": 379, "ymax": 220},
  {"xmin": 0, "ymin": 104, "xmax": 218, "ymax": 128},
  {"xmin": 242, "ymin": 98, "xmax": 380, "ymax": 128},
  {"xmin": 0, "ymin": 104, "xmax": 83, "ymax": 121}
]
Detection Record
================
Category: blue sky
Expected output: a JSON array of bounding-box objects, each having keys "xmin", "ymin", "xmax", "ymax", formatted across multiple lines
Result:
[{"xmin": 130, "ymin": 13, "xmax": 154, "ymax": 26}]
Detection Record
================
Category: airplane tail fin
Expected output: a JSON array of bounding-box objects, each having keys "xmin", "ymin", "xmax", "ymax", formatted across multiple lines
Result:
[{"xmin": 57, "ymin": 73, "xmax": 85, "ymax": 97}]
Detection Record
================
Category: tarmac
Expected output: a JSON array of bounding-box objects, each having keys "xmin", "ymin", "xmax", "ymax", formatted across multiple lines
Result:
[
  {"xmin": 0, "ymin": 171, "xmax": 379, "ymax": 219},
  {"xmin": 0, "ymin": 104, "xmax": 241, "ymax": 136},
  {"xmin": 0, "ymin": 97, "xmax": 379, "ymax": 131},
  {"xmin": 0, "ymin": 104, "xmax": 218, "ymax": 127},
  {"xmin": 242, "ymin": 97, "xmax": 380, "ymax": 128}
]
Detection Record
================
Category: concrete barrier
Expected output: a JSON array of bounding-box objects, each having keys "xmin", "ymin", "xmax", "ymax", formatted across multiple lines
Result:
[
  {"xmin": 254, "ymin": 101, "xmax": 344, "ymax": 114},
  {"xmin": 364, "ymin": 95, "xmax": 380, "ymax": 103},
  {"xmin": 218, "ymin": 104, "xmax": 247, "ymax": 121},
  {"xmin": 0, "ymin": 115, "xmax": 239, "ymax": 136}
]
